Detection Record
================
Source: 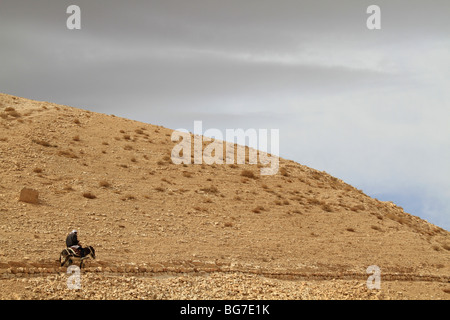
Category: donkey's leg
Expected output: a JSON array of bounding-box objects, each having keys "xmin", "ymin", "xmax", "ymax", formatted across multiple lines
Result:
[{"xmin": 61, "ymin": 254, "xmax": 69, "ymax": 267}]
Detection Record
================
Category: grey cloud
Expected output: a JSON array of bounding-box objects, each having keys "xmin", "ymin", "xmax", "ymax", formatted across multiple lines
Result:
[{"xmin": 1, "ymin": 0, "xmax": 449, "ymax": 230}]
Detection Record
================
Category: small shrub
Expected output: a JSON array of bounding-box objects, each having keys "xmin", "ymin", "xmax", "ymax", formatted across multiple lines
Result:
[
  {"xmin": 346, "ymin": 227, "xmax": 355, "ymax": 232},
  {"xmin": 182, "ymin": 171, "xmax": 192, "ymax": 178},
  {"xmin": 123, "ymin": 144, "xmax": 133, "ymax": 151},
  {"xmin": 200, "ymin": 186, "xmax": 219, "ymax": 194},
  {"xmin": 321, "ymin": 203, "xmax": 333, "ymax": 212},
  {"xmin": 58, "ymin": 150, "xmax": 78, "ymax": 158},
  {"xmin": 73, "ymin": 118, "xmax": 81, "ymax": 125},
  {"xmin": 371, "ymin": 225, "xmax": 383, "ymax": 232},
  {"xmin": 351, "ymin": 204, "xmax": 365, "ymax": 212},
  {"xmin": 307, "ymin": 198, "xmax": 322, "ymax": 205},
  {"xmin": 154, "ymin": 186, "xmax": 165, "ymax": 192},
  {"xmin": 33, "ymin": 168, "xmax": 43, "ymax": 173},
  {"xmin": 73, "ymin": 135, "xmax": 80, "ymax": 141},
  {"xmin": 241, "ymin": 170, "xmax": 256, "ymax": 179},
  {"xmin": 82, "ymin": 192, "xmax": 96, "ymax": 199},
  {"xmin": 99, "ymin": 180, "xmax": 111, "ymax": 188},
  {"xmin": 121, "ymin": 194, "xmax": 136, "ymax": 201},
  {"xmin": 311, "ymin": 172, "xmax": 321, "ymax": 180},
  {"xmin": 252, "ymin": 206, "xmax": 265, "ymax": 213},
  {"xmin": 279, "ymin": 167, "xmax": 289, "ymax": 177},
  {"xmin": 7, "ymin": 110, "xmax": 21, "ymax": 118},
  {"xmin": 32, "ymin": 139, "xmax": 54, "ymax": 147}
]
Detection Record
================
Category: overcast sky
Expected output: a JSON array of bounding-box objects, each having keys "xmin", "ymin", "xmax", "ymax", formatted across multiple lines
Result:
[{"xmin": 1, "ymin": 0, "xmax": 449, "ymax": 230}]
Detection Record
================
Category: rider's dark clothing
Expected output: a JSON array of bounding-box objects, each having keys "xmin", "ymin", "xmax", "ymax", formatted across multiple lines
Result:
[
  {"xmin": 66, "ymin": 232, "xmax": 79, "ymax": 247},
  {"xmin": 66, "ymin": 232, "xmax": 84, "ymax": 257}
]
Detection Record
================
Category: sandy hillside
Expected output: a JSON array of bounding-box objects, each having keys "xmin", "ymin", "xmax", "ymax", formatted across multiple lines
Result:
[{"xmin": 0, "ymin": 93, "xmax": 449, "ymax": 300}]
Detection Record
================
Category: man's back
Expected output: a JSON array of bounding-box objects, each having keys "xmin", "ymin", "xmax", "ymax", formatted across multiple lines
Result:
[{"xmin": 66, "ymin": 232, "xmax": 78, "ymax": 247}]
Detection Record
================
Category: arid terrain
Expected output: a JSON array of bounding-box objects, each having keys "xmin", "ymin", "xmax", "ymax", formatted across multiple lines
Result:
[{"xmin": 0, "ymin": 93, "xmax": 449, "ymax": 300}]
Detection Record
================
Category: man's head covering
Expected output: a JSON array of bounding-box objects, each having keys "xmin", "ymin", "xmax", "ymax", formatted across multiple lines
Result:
[{"xmin": 72, "ymin": 229, "xmax": 77, "ymax": 234}]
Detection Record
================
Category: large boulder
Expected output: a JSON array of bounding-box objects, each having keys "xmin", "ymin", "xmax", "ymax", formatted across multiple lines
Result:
[{"xmin": 19, "ymin": 188, "xmax": 39, "ymax": 204}]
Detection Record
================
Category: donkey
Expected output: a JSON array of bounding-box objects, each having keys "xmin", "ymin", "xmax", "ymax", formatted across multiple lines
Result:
[{"xmin": 60, "ymin": 245, "xmax": 96, "ymax": 269}]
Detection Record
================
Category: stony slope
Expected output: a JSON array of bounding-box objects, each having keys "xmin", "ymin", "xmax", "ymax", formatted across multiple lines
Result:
[{"xmin": 0, "ymin": 93, "xmax": 449, "ymax": 299}]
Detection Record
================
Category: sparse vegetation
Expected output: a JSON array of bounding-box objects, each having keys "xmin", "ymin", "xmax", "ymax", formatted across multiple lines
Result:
[
  {"xmin": 351, "ymin": 204, "xmax": 365, "ymax": 212},
  {"xmin": 241, "ymin": 170, "xmax": 256, "ymax": 179},
  {"xmin": 2, "ymin": 107, "xmax": 21, "ymax": 118},
  {"xmin": 279, "ymin": 167, "xmax": 289, "ymax": 177},
  {"xmin": 200, "ymin": 186, "xmax": 219, "ymax": 194},
  {"xmin": 99, "ymin": 180, "xmax": 111, "ymax": 188},
  {"xmin": 371, "ymin": 225, "xmax": 383, "ymax": 232},
  {"xmin": 182, "ymin": 171, "xmax": 193, "ymax": 178},
  {"xmin": 307, "ymin": 198, "xmax": 322, "ymax": 205},
  {"xmin": 252, "ymin": 206, "xmax": 265, "ymax": 213},
  {"xmin": 82, "ymin": 192, "xmax": 96, "ymax": 199},
  {"xmin": 58, "ymin": 150, "xmax": 78, "ymax": 158},
  {"xmin": 32, "ymin": 139, "xmax": 55, "ymax": 148},
  {"xmin": 121, "ymin": 194, "xmax": 136, "ymax": 201}
]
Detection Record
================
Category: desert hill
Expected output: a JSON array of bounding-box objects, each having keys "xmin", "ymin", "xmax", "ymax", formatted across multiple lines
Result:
[{"xmin": 0, "ymin": 93, "xmax": 449, "ymax": 300}]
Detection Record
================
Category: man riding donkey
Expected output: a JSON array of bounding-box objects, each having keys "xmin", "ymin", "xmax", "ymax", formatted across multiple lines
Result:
[{"xmin": 66, "ymin": 229, "xmax": 84, "ymax": 258}]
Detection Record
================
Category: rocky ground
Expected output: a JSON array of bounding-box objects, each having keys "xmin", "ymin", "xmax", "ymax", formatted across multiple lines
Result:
[{"xmin": 3, "ymin": 271, "xmax": 447, "ymax": 300}]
